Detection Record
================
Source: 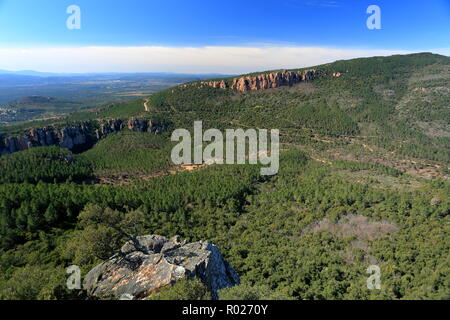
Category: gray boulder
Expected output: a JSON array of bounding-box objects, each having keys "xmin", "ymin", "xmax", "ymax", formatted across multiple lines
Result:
[{"xmin": 83, "ymin": 235, "xmax": 239, "ymax": 300}]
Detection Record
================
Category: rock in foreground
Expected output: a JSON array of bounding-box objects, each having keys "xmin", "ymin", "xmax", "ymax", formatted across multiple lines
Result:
[{"xmin": 83, "ymin": 235, "xmax": 239, "ymax": 300}]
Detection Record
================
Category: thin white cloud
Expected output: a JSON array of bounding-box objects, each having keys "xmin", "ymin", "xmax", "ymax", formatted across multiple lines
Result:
[{"xmin": 0, "ymin": 46, "xmax": 420, "ymax": 74}]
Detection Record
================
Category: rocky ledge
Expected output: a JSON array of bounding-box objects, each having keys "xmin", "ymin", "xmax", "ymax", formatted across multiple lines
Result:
[
  {"xmin": 83, "ymin": 235, "xmax": 239, "ymax": 300},
  {"xmin": 182, "ymin": 69, "xmax": 325, "ymax": 92},
  {"xmin": 0, "ymin": 118, "xmax": 166, "ymax": 156}
]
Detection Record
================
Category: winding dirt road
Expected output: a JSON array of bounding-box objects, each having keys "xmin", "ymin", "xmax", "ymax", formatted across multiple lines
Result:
[{"xmin": 143, "ymin": 98, "xmax": 150, "ymax": 111}]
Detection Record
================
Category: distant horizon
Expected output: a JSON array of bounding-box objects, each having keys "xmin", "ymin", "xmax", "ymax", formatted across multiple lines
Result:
[
  {"xmin": 0, "ymin": 68, "xmax": 234, "ymax": 76},
  {"xmin": 0, "ymin": 50, "xmax": 448, "ymax": 76},
  {"xmin": 0, "ymin": 0, "xmax": 449, "ymax": 74}
]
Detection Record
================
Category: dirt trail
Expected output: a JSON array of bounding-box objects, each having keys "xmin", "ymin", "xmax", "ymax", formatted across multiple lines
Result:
[{"xmin": 143, "ymin": 98, "xmax": 150, "ymax": 111}]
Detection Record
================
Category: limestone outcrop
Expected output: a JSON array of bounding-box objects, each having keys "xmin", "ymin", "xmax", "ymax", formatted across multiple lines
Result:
[
  {"xmin": 230, "ymin": 69, "xmax": 319, "ymax": 92},
  {"xmin": 182, "ymin": 69, "xmax": 322, "ymax": 92},
  {"xmin": 0, "ymin": 122, "xmax": 96, "ymax": 155},
  {"xmin": 127, "ymin": 118, "xmax": 163, "ymax": 134},
  {"xmin": 83, "ymin": 235, "xmax": 240, "ymax": 300},
  {"xmin": 0, "ymin": 118, "xmax": 166, "ymax": 156}
]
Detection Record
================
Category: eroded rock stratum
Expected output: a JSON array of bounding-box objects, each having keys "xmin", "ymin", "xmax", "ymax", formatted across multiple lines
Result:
[{"xmin": 83, "ymin": 235, "xmax": 240, "ymax": 300}]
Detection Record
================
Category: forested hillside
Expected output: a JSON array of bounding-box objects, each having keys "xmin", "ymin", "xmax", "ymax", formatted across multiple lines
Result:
[{"xmin": 0, "ymin": 53, "xmax": 448, "ymax": 300}]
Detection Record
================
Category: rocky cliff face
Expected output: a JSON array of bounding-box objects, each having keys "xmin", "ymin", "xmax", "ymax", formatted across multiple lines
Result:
[
  {"xmin": 95, "ymin": 119, "xmax": 125, "ymax": 140},
  {"xmin": 83, "ymin": 235, "xmax": 240, "ymax": 300},
  {"xmin": 230, "ymin": 69, "xmax": 319, "ymax": 92},
  {"xmin": 0, "ymin": 118, "xmax": 166, "ymax": 156},
  {"xmin": 0, "ymin": 122, "xmax": 96, "ymax": 155},
  {"xmin": 127, "ymin": 118, "xmax": 163, "ymax": 134},
  {"xmin": 183, "ymin": 69, "xmax": 322, "ymax": 92}
]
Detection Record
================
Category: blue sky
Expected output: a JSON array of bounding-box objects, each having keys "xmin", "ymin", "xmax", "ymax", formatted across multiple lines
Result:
[{"xmin": 0, "ymin": 0, "xmax": 448, "ymax": 73}]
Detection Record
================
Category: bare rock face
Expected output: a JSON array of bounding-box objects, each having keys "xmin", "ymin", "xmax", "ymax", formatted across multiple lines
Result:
[
  {"xmin": 58, "ymin": 123, "xmax": 91, "ymax": 150},
  {"xmin": 30, "ymin": 128, "xmax": 55, "ymax": 146},
  {"xmin": 95, "ymin": 119, "xmax": 124, "ymax": 140},
  {"xmin": 2, "ymin": 136, "xmax": 32, "ymax": 153},
  {"xmin": 127, "ymin": 118, "xmax": 163, "ymax": 134},
  {"xmin": 230, "ymin": 69, "xmax": 319, "ymax": 92},
  {"xmin": 199, "ymin": 80, "xmax": 228, "ymax": 89},
  {"xmin": 0, "ymin": 123, "xmax": 95, "ymax": 155},
  {"xmin": 184, "ymin": 69, "xmax": 321, "ymax": 92},
  {"xmin": 127, "ymin": 118, "xmax": 147, "ymax": 132},
  {"xmin": 0, "ymin": 118, "xmax": 166, "ymax": 156},
  {"xmin": 83, "ymin": 235, "xmax": 240, "ymax": 300}
]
